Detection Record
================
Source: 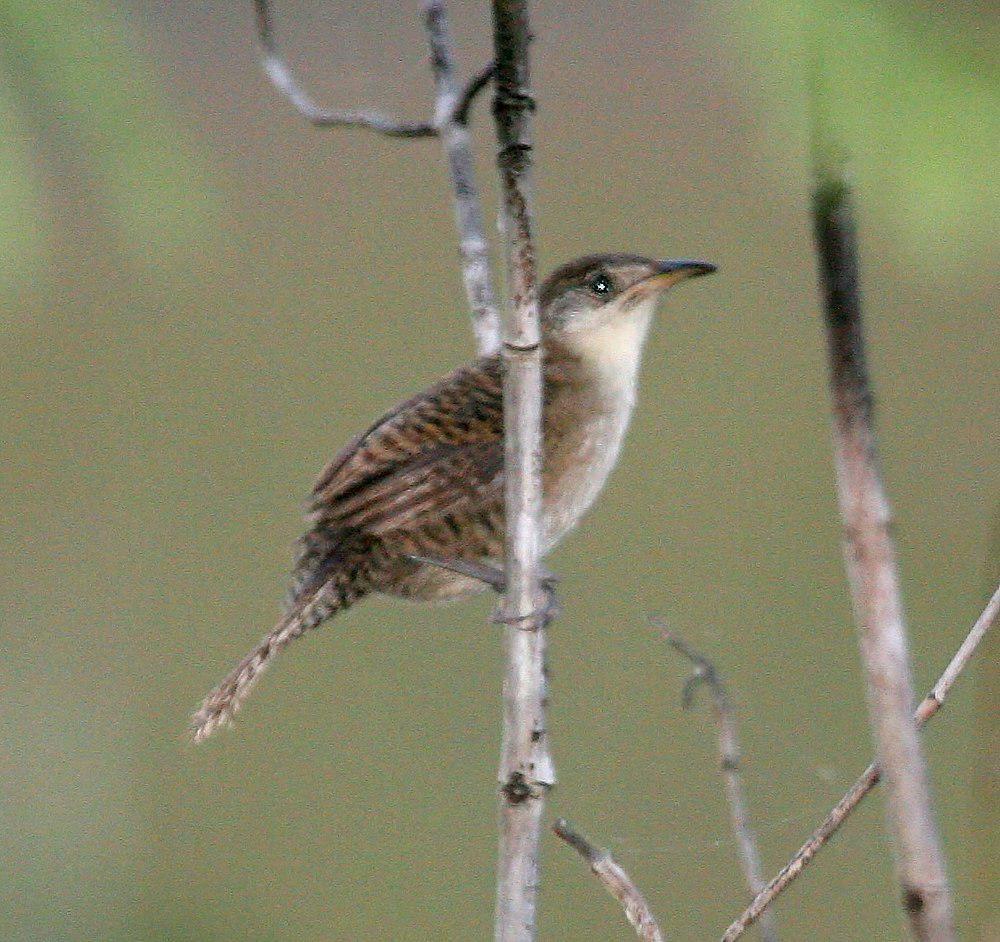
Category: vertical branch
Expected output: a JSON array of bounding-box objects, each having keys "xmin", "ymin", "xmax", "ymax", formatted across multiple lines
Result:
[
  {"xmin": 421, "ymin": 2, "xmax": 501, "ymax": 354},
  {"xmin": 490, "ymin": 2, "xmax": 554, "ymax": 940},
  {"xmin": 810, "ymin": 63, "xmax": 954, "ymax": 938}
]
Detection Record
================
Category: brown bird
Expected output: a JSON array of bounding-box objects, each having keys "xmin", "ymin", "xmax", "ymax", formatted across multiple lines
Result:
[{"xmin": 192, "ymin": 253, "xmax": 715, "ymax": 740}]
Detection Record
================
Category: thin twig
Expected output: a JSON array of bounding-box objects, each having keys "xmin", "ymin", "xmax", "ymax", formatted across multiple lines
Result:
[
  {"xmin": 721, "ymin": 585, "xmax": 999, "ymax": 941},
  {"xmin": 421, "ymin": 2, "xmax": 501, "ymax": 354},
  {"xmin": 252, "ymin": 0, "xmax": 435, "ymax": 136},
  {"xmin": 253, "ymin": 0, "xmax": 499, "ymax": 348},
  {"xmin": 658, "ymin": 628, "xmax": 777, "ymax": 942},
  {"xmin": 490, "ymin": 3, "xmax": 553, "ymax": 941},
  {"xmin": 455, "ymin": 63, "xmax": 497, "ymax": 126},
  {"xmin": 553, "ymin": 820, "xmax": 665, "ymax": 942},
  {"xmin": 810, "ymin": 60, "xmax": 954, "ymax": 936}
]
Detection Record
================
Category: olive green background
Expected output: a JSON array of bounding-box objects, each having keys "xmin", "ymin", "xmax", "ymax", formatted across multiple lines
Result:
[{"xmin": 1, "ymin": 2, "xmax": 996, "ymax": 939}]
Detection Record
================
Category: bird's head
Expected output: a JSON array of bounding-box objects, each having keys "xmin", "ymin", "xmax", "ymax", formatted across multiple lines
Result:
[
  {"xmin": 540, "ymin": 253, "xmax": 716, "ymax": 337},
  {"xmin": 538, "ymin": 253, "xmax": 716, "ymax": 382}
]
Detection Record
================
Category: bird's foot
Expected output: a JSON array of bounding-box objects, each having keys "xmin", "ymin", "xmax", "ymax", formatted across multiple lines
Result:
[{"xmin": 494, "ymin": 575, "xmax": 560, "ymax": 630}]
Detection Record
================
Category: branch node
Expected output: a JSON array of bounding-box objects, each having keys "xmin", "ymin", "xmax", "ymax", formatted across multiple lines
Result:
[
  {"xmin": 903, "ymin": 887, "xmax": 926, "ymax": 915},
  {"xmin": 253, "ymin": 0, "xmax": 493, "ymax": 141},
  {"xmin": 493, "ymin": 87, "xmax": 536, "ymax": 113},
  {"xmin": 501, "ymin": 770, "xmax": 537, "ymax": 804},
  {"xmin": 497, "ymin": 141, "xmax": 533, "ymax": 165}
]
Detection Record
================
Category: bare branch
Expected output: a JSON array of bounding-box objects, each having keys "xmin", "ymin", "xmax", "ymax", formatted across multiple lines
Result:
[
  {"xmin": 920, "ymin": 584, "xmax": 999, "ymax": 720},
  {"xmin": 721, "ymin": 585, "xmax": 999, "ymax": 941},
  {"xmin": 253, "ymin": 0, "xmax": 498, "ymax": 348},
  {"xmin": 553, "ymin": 819, "xmax": 665, "ymax": 942},
  {"xmin": 809, "ymin": 72, "xmax": 954, "ymax": 934},
  {"xmin": 658, "ymin": 628, "xmax": 777, "ymax": 942},
  {"xmin": 421, "ymin": 2, "xmax": 501, "ymax": 354},
  {"xmin": 252, "ymin": 0, "xmax": 436, "ymax": 136},
  {"xmin": 490, "ymin": 3, "xmax": 552, "ymax": 940}
]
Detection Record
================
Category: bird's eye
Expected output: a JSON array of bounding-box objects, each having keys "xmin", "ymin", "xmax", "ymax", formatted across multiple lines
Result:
[{"xmin": 588, "ymin": 273, "xmax": 612, "ymax": 296}]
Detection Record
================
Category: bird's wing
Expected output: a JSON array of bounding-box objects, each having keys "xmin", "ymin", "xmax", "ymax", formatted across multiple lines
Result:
[{"xmin": 307, "ymin": 356, "xmax": 505, "ymax": 535}]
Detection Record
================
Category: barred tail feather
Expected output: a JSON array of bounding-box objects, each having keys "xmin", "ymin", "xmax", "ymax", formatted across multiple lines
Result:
[{"xmin": 191, "ymin": 564, "xmax": 371, "ymax": 742}]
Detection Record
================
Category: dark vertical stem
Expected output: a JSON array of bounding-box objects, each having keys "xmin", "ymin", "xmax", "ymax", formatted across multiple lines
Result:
[{"xmin": 810, "ymin": 68, "xmax": 955, "ymax": 938}]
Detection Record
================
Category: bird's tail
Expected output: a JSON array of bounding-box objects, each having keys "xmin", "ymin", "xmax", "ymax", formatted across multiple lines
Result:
[{"xmin": 191, "ymin": 538, "xmax": 380, "ymax": 742}]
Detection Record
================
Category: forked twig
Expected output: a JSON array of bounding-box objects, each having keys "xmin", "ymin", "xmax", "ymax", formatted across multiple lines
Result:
[
  {"xmin": 722, "ymin": 585, "xmax": 999, "ymax": 941},
  {"xmin": 253, "ymin": 0, "xmax": 492, "ymax": 138},
  {"xmin": 253, "ymin": 0, "xmax": 433, "ymax": 136},
  {"xmin": 657, "ymin": 627, "xmax": 777, "ymax": 942},
  {"xmin": 553, "ymin": 819, "xmax": 664, "ymax": 942},
  {"xmin": 252, "ymin": 0, "xmax": 500, "ymax": 353}
]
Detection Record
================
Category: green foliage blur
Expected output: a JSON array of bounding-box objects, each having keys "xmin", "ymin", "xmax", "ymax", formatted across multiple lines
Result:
[
  {"xmin": 0, "ymin": 0, "xmax": 216, "ymax": 299},
  {"xmin": 729, "ymin": 0, "xmax": 997, "ymax": 254}
]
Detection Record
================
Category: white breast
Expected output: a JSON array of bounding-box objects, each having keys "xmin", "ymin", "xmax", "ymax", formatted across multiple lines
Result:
[
  {"xmin": 541, "ymin": 301, "xmax": 655, "ymax": 551},
  {"xmin": 542, "ymin": 400, "xmax": 634, "ymax": 551}
]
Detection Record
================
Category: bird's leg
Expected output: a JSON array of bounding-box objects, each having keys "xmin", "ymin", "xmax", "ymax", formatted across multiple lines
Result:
[
  {"xmin": 407, "ymin": 553, "xmax": 507, "ymax": 591},
  {"xmin": 406, "ymin": 553, "xmax": 559, "ymax": 625}
]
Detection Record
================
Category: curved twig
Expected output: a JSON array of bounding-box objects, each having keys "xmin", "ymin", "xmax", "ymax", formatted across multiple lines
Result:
[
  {"xmin": 253, "ymin": 0, "xmax": 434, "ymax": 136},
  {"xmin": 454, "ymin": 63, "xmax": 496, "ymax": 127},
  {"xmin": 721, "ymin": 585, "xmax": 999, "ymax": 941},
  {"xmin": 553, "ymin": 820, "xmax": 664, "ymax": 942},
  {"xmin": 658, "ymin": 628, "xmax": 777, "ymax": 942}
]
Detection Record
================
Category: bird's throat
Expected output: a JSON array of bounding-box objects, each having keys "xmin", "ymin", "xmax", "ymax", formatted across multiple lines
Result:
[
  {"xmin": 558, "ymin": 304, "xmax": 654, "ymax": 407},
  {"xmin": 540, "ymin": 309, "xmax": 653, "ymax": 551}
]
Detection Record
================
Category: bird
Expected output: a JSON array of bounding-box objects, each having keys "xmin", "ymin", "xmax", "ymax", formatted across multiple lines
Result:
[{"xmin": 192, "ymin": 253, "xmax": 715, "ymax": 741}]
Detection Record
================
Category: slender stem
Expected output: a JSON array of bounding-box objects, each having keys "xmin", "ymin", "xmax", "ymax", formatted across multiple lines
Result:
[
  {"xmin": 490, "ymin": 3, "xmax": 553, "ymax": 941},
  {"xmin": 553, "ymin": 820, "xmax": 664, "ymax": 942},
  {"xmin": 659, "ymin": 630, "xmax": 777, "ymax": 942},
  {"xmin": 721, "ymin": 586, "xmax": 999, "ymax": 941},
  {"xmin": 422, "ymin": 2, "xmax": 501, "ymax": 354}
]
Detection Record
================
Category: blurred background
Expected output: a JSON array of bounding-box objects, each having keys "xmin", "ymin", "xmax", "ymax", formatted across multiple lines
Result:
[{"xmin": 1, "ymin": 1, "xmax": 996, "ymax": 939}]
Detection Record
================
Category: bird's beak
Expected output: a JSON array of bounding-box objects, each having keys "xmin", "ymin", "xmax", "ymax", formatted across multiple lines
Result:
[
  {"xmin": 650, "ymin": 258, "xmax": 717, "ymax": 286},
  {"xmin": 624, "ymin": 258, "xmax": 716, "ymax": 303}
]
